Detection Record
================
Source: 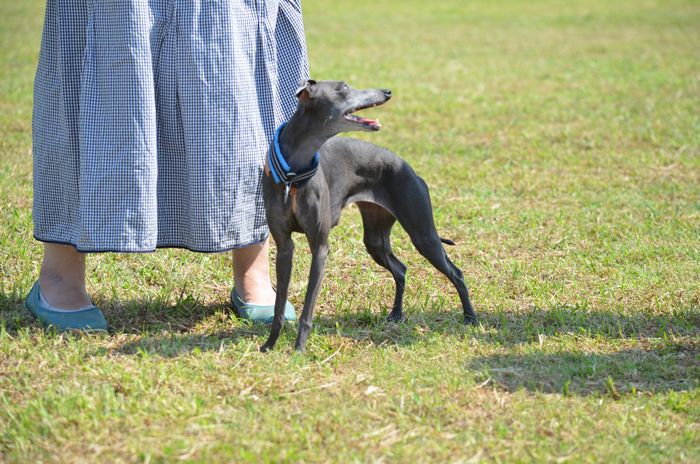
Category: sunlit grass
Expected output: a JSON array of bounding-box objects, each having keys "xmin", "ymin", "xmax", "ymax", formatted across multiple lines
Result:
[{"xmin": 1, "ymin": 0, "xmax": 699, "ymax": 462}]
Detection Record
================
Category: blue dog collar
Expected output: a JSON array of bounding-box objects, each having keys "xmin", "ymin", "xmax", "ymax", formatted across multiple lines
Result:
[{"xmin": 268, "ymin": 122, "xmax": 320, "ymax": 200}]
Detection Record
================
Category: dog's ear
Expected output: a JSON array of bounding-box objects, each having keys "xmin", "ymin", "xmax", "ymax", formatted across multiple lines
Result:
[{"xmin": 295, "ymin": 79, "xmax": 317, "ymax": 103}]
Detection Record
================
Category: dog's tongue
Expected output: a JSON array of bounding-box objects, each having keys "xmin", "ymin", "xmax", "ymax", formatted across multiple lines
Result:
[
  {"xmin": 360, "ymin": 117, "xmax": 381, "ymax": 128},
  {"xmin": 346, "ymin": 112, "xmax": 382, "ymax": 129}
]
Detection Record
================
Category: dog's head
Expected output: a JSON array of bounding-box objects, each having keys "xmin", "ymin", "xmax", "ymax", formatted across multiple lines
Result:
[{"xmin": 294, "ymin": 79, "xmax": 391, "ymax": 134}]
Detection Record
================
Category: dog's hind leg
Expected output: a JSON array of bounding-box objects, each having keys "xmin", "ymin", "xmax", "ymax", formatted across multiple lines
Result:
[
  {"xmin": 358, "ymin": 202, "xmax": 408, "ymax": 322},
  {"xmin": 409, "ymin": 232, "xmax": 478, "ymax": 324}
]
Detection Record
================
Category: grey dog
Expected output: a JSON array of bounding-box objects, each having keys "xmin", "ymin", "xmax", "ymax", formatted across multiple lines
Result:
[{"xmin": 260, "ymin": 80, "xmax": 477, "ymax": 352}]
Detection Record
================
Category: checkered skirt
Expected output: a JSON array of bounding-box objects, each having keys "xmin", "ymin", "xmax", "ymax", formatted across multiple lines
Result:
[{"xmin": 32, "ymin": 0, "xmax": 309, "ymax": 252}]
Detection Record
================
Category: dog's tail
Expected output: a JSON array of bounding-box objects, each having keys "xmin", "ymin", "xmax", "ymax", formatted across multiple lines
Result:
[{"xmin": 440, "ymin": 237, "xmax": 456, "ymax": 246}]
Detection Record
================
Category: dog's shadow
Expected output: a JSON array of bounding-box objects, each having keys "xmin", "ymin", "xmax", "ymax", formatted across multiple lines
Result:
[{"xmin": 466, "ymin": 341, "xmax": 699, "ymax": 396}]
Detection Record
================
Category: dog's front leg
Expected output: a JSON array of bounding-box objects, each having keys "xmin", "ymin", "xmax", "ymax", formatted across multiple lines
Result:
[
  {"xmin": 260, "ymin": 234, "xmax": 295, "ymax": 352},
  {"xmin": 294, "ymin": 239, "xmax": 329, "ymax": 352}
]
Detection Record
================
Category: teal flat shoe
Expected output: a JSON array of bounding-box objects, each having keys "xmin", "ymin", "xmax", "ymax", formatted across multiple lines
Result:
[
  {"xmin": 25, "ymin": 282, "xmax": 108, "ymax": 332},
  {"xmin": 230, "ymin": 287, "xmax": 296, "ymax": 324}
]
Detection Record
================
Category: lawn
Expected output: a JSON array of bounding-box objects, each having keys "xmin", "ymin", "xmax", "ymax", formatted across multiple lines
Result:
[{"xmin": 1, "ymin": 0, "xmax": 699, "ymax": 462}]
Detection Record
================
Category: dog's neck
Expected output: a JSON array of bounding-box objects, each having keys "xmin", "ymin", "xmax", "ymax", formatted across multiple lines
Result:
[{"xmin": 278, "ymin": 109, "xmax": 332, "ymax": 172}]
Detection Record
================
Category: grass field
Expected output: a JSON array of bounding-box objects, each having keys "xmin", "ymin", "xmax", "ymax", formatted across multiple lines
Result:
[{"xmin": 1, "ymin": 0, "xmax": 699, "ymax": 462}]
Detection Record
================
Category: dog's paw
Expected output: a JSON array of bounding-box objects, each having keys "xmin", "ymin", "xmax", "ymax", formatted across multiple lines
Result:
[{"xmin": 386, "ymin": 311, "xmax": 406, "ymax": 323}]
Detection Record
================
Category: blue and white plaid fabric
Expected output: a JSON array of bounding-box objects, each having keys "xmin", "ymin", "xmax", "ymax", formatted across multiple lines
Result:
[{"xmin": 32, "ymin": 0, "xmax": 309, "ymax": 252}]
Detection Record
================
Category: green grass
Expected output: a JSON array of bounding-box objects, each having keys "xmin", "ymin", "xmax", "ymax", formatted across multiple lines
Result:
[{"xmin": 1, "ymin": 0, "xmax": 699, "ymax": 461}]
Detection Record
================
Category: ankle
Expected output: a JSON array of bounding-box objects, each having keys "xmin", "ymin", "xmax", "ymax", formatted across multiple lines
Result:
[
  {"xmin": 38, "ymin": 271, "xmax": 91, "ymax": 310},
  {"xmin": 39, "ymin": 243, "xmax": 92, "ymax": 309},
  {"xmin": 232, "ymin": 240, "xmax": 276, "ymax": 304},
  {"xmin": 234, "ymin": 271, "xmax": 276, "ymax": 305}
]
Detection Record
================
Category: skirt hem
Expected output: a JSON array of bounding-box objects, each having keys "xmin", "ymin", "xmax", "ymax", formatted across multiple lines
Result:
[{"xmin": 33, "ymin": 234, "xmax": 270, "ymax": 254}]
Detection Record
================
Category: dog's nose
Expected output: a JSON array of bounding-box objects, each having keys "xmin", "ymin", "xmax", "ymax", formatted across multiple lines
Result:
[{"xmin": 382, "ymin": 89, "xmax": 392, "ymax": 98}]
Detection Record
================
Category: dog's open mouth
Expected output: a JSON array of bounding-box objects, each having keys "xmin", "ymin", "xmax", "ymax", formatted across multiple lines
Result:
[{"xmin": 343, "ymin": 101, "xmax": 385, "ymax": 130}]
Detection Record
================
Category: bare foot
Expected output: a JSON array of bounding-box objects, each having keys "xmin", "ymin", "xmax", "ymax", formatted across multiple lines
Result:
[{"xmin": 232, "ymin": 239, "xmax": 277, "ymax": 305}]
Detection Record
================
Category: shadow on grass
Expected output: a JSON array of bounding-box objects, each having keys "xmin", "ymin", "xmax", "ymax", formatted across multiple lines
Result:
[
  {"xmin": 0, "ymin": 293, "xmax": 232, "ymax": 334},
  {"xmin": 471, "ymin": 303, "xmax": 700, "ymax": 345},
  {"xmin": 2, "ymin": 292, "xmax": 699, "ymax": 364},
  {"xmin": 311, "ymin": 302, "xmax": 700, "ymax": 348},
  {"xmin": 99, "ymin": 303, "xmax": 700, "ymax": 397},
  {"xmin": 467, "ymin": 340, "xmax": 700, "ymax": 396},
  {"xmin": 107, "ymin": 301, "xmax": 699, "ymax": 357},
  {"xmin": 110, "ymin": 326, "xmax": 269, "ymax": 357},
  {"xmin": 0, "ymin": 294, "xmax": 265, "ymax": 357}
]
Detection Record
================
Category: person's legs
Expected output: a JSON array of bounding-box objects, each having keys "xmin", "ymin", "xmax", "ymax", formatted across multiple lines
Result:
[
  {"xmin": 39, "ymin": 243, "xmax": 92, "ymax": 310},
  {"xmin": 232, "ymin": 239, "xmax": 277, "ymax": 305},
  {"xmin": 40, "ymin": 239, "xmax": 276, "ymax": 307}
]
